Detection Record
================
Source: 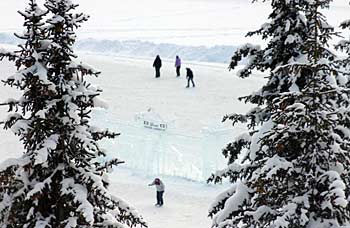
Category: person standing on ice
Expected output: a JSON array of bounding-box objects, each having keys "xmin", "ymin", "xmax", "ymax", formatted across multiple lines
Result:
[
  {"xmin": 148, "ymin": 178, "xmax": 165, "ymax": 206},
  {"xmin": 186, "ymin": 67, "xmax": 195, "ymax": 88},
  {"xmin": 153, "ymin": 55, "xmax": 162, "ymax": 78},
  {"xmin": 175, "ymin": 55, "xmax": 181, "ymax": 77}
]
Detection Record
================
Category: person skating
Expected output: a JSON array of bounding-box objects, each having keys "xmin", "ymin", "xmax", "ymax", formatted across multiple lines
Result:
[
  {"xmin": 153, "ymin": 55, "xmax": 162, "ymax": 78},
  {"xmin": 175, "ymin": 55, "xmax": 181, "ymax": 77},
  {"xmin": 186, "ymin": 68, "xmax": 195, "ymax": 88},
  {"xmin": 148, "ymin": 178, "xmax": 165, "ymax": 206}
]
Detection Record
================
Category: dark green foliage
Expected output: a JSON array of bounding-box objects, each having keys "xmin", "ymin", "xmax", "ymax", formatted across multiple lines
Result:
[
  {"xmin": 0, "ymin": 1, "xmax": 146, "ymax": 227},
  {"xmin": 209, "ymin": 1, "xmax": 350, "ymax": 227}
]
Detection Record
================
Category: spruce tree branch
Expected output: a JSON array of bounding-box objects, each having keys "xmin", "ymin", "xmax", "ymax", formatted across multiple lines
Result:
[{"xmin": 0, "ymin": 50, "xmax": 19, "ymax": 61}]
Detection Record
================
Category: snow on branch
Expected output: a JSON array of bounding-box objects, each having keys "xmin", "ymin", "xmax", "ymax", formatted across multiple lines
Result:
[
  {"xmin": 211, "ymin": 181, "xmax": 251, "ymax": 225},
  {"xmin": 340, "ymin": 19, "xmax": 350, "ymax": 29},
  {"xmin": 95, "ymin": 158, "xmax": 125, "ymax": 173},
  {"xmin": 69, "ymin": 61, "xmax": 101, "ymax": 76},
  {"xmin": 229, "ymin": 43, "xmax": 262, "ymax": 78},
  {"xmin": 61, "ymin": 178, "xmax": 94, "ymax": 225},
  {"xmin": 0, "ymin": 48, "xmax": 19, "ymax": 61}
]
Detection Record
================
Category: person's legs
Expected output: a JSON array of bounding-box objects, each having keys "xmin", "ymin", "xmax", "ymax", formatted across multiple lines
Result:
[
  {"xmin": 155, "ymin": 67, "xmax": 160, "ymax": 78},
  {"xmin": 191, "ymin": 78, "xmax": 195, "ymax": 87},
  {"xmin": 176, "ymin": 66, "xmax": 180, "ymax": 76},
  {"xmin": 159, "ymin": 191, "xmax": 164, "ymax": 206},
  {"xmin": 156, "ymin": 191, "xmax": 161, "ymax": 205},
  {"xmin": 186, "ymin": 78, "xmax": 190, "ymax": 88}
]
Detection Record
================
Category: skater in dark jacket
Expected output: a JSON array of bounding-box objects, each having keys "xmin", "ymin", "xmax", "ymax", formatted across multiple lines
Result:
[
  {"xmin": 186, "ymin": 68, "xmax": 195, "ymax": 88},
  {"xmin": 153, "ymin": 55, "xmax": 162, "ymax": 78},
  {"xmin": 175, "ymin": 55, "xmax": 181, "ymax": 77},
  {"xmin": 148, "ymin": 178, "xmax": 165, "ymax": 206}
]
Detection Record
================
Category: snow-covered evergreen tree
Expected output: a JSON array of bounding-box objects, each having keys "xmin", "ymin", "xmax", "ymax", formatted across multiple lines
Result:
[
  {"xmin": 334, "ymin": 4, "xmax": 350, "ymax": 217},
  {"xmin": 231, "ymin": 0, "xmax": 308, "ymax": 77},
  {"xmin": 336, "ymin": 18, "xmax": 350, "ymax": 70},
  {"xmin": 209, "ymin": 0, "xmax": 350, "ymax": 227},
  {"xmin": 335, "ymin": 8, "xmax": 350, "ymax": 92},
  {"xmin": 227, "ymin": 0, "xmax": 309, "ymax": 126},
  {"xmin": 0, "ymin": 0, "xmax": 146, "ymax": 227}
]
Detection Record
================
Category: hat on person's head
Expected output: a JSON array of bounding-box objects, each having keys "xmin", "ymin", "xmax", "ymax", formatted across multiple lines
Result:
[{"xmin": 155, "ymin": 178, "xmax": 160, "ymax": 184}]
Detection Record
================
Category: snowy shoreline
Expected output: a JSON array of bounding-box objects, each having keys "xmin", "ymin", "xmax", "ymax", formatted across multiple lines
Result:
[{"xmin": 0, "ymin": 33, "xmax": 237, "ymax": 64}]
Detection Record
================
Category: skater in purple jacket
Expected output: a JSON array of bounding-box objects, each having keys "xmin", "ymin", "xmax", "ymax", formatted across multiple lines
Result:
[{"xmin": 175, "ymin": 55, "xmax": 181, "ymax": 77}]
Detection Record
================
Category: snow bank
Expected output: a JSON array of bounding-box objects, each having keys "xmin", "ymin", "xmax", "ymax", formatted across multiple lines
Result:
[
  {"xmin": 75, "ymin": 39, "xmax": 237, "ymax": 63},
  {"xmin": 0, "ymin": 32, "xmax": 237, "ymax": 63}
]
